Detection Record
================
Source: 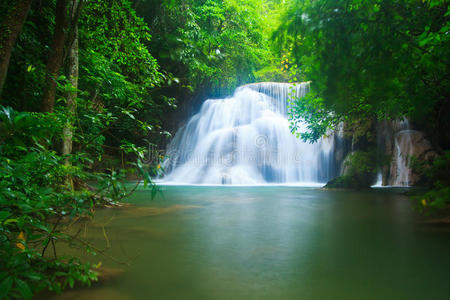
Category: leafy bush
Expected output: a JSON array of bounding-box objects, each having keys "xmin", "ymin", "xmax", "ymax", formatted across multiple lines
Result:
[
  {"xmin": 412, "ymin": 151, "xmax": 450, "ymax": 211},
  {"xmin": 0, "ymin": 106, "xmax": 152, "ymax": 299}
]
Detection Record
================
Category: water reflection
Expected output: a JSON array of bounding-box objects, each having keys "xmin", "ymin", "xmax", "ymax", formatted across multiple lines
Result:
[{"xmin": 49, "ymin": 187, "xmax": 450, "ymax": 300}]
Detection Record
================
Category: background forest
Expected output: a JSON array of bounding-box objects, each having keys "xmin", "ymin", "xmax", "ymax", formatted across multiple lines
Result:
[{"xmin": 0, "ymin": 0, "xmax": 448, "ymax": 298}]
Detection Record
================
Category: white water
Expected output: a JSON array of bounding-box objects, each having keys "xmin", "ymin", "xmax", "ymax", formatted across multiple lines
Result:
[
  {"xmin": 372, "ymin": 172, "xmax": 383, "ymax": 187},
  {"xmin": 374, "ymin": 118, "xmax": 417, "ymax": 187},
  {"xmin": 393, "ymin": 121, "xmax": 415, "ymax": 186},
  {"xmin": 162, "ymin": 82, "xmax": 338, "ymax": 185}
]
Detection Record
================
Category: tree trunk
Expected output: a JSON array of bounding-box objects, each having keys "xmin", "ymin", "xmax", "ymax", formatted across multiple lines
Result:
[
  {"xmin": 0, "ymin": 0, "xmax": 33, "ymax": 97},
  {"xmin": 62, "ymin": 0, "xmax": 79, "ymax": 164},
  {"xmin": 41, "ymin": 0, "xmax": 67, "ymax": 113}
]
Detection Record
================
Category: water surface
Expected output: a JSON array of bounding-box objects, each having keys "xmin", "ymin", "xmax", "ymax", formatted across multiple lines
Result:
[{"xmin": 53, "ymin": 186, "xmax": 450, "ymax": 299}]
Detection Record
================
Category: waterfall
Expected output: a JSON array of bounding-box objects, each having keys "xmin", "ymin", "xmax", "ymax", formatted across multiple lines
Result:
[
  {"xmin": 393, "ymin": 119, "xmax": 414, "ymax": 186},
  {"xmin": 376, "ymin": 118, "xmax": 417, "ymax": 187},
  {"xmin": 161, "ymin": 82, "xmax": 338, "ymax": 185},
  {"xmin": 372, "ymin": 172, "xmax": 383, "ymax": 187}
]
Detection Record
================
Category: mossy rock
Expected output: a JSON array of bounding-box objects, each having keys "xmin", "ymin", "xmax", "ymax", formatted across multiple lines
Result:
[
  {"xmin": 324, "ymin": 175, "xmax": 359, "ymax": 189},
  {"xmin": 325, "ymin": 151, "xmax": 377, "ymax": 189}
]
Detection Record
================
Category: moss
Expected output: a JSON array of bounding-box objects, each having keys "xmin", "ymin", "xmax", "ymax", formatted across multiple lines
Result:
[
  {"xmin": 324, "ymin": 175, "xmax": 359, "ymax": 189},
  {"xmin": 342, "ymin": 118, "xmax": 377, "ymax": 151},
  {"xmin": 325, "ymin": 150, "xmax": 377, "ymax": 189}
]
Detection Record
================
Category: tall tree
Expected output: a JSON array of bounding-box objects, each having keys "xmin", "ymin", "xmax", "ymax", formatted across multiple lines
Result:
[
  {"xmin": 62, "ymin": 0, "xmax": 80, "ymax": 163},
  {"xmin": 41, "ymin": 0, "xmax": 67, "ymax": 112},
  {"xmin": 0, "ymin": 0, "xmax": 33, "ymax": 97}
]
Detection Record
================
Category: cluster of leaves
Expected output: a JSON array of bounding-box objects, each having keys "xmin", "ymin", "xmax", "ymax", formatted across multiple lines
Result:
[
  {"xmin": 411, "ymin": 151, "xmax": 450, "ymax": 211},
  {"xmin": 81, "ymin": 1, "xmax": 161, "ymax": 86},
  {"xmin": 288, "ymin": 90, "xmax": 336, "ymax": 143},
  {"xmin": 2, "ymin": 0, "xmax": 173, "ymax": 156},
  {"xmin": 0, "ymin": 105, "xmax": 153, "ymax": 299},
  {"xmin": 0, "ymin": 107, "xmax": 93, "ymax": 298},
  {"xmin": 276, "ymin": 0, "xmax": 449, "ymax": 147},
  {"xmin": 0, "ymin": 4, "xmax": 165, "ymax": 293},
  {"xmin": 2, "ymin": 1, "xmax": 53, "ymax": 110},
  {"xmin": 77, "ymin": 0, "xmax": 177, "ymax": 153},
  {"xmin": 140, "ymin": 0, "xmax": 277, "ymax": 97}
]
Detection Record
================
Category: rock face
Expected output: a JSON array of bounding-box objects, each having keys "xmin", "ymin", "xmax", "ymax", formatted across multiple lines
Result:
[
  {"xmin": 325, "ymin": 150, "xmax": 377, "ymax": 189},
  {"xmin": 377, "ymin": 119, "xmax": 437, "ymax": 186},
  {"xmin": 325, "ymin": 118, "xmax": 378, "ymax": 189},
  {"xmin": 387, "ymin": 130, "xmax": 436, "ymax": 186},
  {"xmin": 326, "ymin": 117, "xmax": 437, "ymax": 188}
]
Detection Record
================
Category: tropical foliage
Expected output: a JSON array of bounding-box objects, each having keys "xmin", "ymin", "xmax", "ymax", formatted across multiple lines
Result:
[
  {"xmin": 278, "ymin": 0, "xmax": 449, "ymax": 147},
  {"xmin": 0, "ymin": 0, "xmax": 449, "ymax": 298},
  {"xmin": 278, "ymin": 0, "xmax": 449, "ymax": 204}
]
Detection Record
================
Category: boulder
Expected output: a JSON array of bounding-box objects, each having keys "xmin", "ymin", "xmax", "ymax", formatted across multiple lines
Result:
[{"xmin": 325, "ymin": 151, "xmax": 377, "ymax": 189}]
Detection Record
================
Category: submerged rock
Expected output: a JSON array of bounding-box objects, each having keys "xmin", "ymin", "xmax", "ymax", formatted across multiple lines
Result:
[{"xmin": 96, "ymin": 267, "xmax": 125, "ymax": 282}]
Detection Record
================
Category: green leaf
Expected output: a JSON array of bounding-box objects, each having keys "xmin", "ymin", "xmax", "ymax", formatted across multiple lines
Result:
[
  {"xmin": 34, "ymin": 223, "xmax": 50, "ymax": 233},
  {"xmin": 24, "ymin": 273, "xmax": 41, "ymax": 281},
  {"xmin": 15, "ymin": 278, "xmax": 32, "ymax": 299},
  {"xmin": 0, "ymin": 211, "xmax": 11, "ymax": 222},
  {"xmin": 68, "ymin": 277, "xmax": 75, "ymax": 288},
  {"xmin": 0, "ymin": 276, "xmax": 13, "ymax": 299},
  {"xmin": 122, "ymin": 110, "xmax": 135, "ymax": 120},
  {"xmin": 3, "ymin": 218, "xmax": 19, "ymax": 226}
]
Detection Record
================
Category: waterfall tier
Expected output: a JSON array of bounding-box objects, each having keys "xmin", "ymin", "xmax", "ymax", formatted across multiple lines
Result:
[
  {"xmin": 161, "ymin": 82, "xmax": 338, "ymax": 185},
  {"xmin": 375, "ymin": 118, "xmax": 436, "ymax": 187}
]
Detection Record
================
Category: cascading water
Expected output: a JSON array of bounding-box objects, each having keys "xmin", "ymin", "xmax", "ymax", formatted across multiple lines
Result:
[
  {"xmin": 372, "ymin": 172, "xmax": 383, "ymax": 187},
  {"xmin": 393, "ymin": 119, "xmax": 414, "ymax": 186},
  {"xmin": 161, "ymin": 82, "xmax": 338, "ymax": 185},
  {"xmin": 375, "ymin": 118, "xmax": 418, "ymax": 187}
]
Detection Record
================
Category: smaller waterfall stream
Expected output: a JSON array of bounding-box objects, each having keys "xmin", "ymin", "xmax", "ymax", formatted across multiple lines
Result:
[
  {"xmin": 376, "ymin": 118, "xmax": 418, "ymax": 187},
  {"xmin": 372, "ymin": 172, "xmax": 383, "ymax": 187},
  {"xmin": 162, "ymin": 82, "xmax": 339, "ymax": 185},
  {"xmin": 393, "ymin": 120, "xmax": 415, "ymax": 186}
]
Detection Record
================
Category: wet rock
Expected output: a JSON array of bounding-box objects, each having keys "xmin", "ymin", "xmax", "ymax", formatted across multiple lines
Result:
[
  {"xmin": 325, "ymin": 151, "xmax": 377, "ymax": 189},
  {"xmin": 387, "ymin": 130, "xmax": 437, "ymax": 186},
  {"xmin": 376, "ymin": 119, "xmax": 437, "ymax": 186}
]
